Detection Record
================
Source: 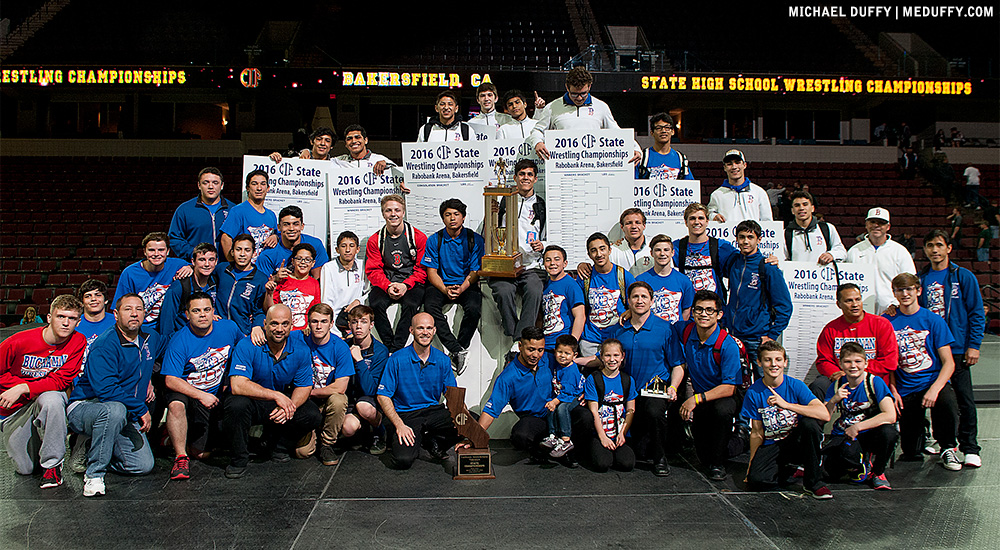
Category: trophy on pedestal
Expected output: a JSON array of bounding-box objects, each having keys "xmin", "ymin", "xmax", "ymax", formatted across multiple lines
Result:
[
  {"xmin": 445, "ymin": 386, "xmax": 495, "ymax": 480},
  {"xmin": 640, "ymin": 375, "xmax": 673, "ymax": 399},
  {"xmin": 480, "ymin": 157, "xmax": 523, "ymax": 278}
]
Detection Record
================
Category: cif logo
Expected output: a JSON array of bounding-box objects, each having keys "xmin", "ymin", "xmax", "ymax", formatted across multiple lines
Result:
[
  {"xmin": 518, "ymin": 142, "xmax": 533, "ymax": 156},
  {"xmin": 436, "ymin": 145, "xmax": 452, "ymax": 160},
  {"xmin": 277, "ymin": 162, "xmax": 294, "ymax": 177},
  {"xmin": 581, "ymin": 134, "xmax": 596, "ymax": 148},
  {"xmin": 820, "ymin": 266, "xmax": 837, "ymax": 282},
  {"xmin": 240, "ymin": 68, "xmax": 261, "ymax": 88},
  {"xmin": 652, "ymin": 183, "xmax": 670, "ymax": 198},
  {"xmin": 455, "ymin": 412, "xmax": 469, "ymax": 426}
]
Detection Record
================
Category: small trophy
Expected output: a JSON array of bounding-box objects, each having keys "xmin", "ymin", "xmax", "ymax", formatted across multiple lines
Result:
[
  {"xmin": 480, "ymin": 157, "xmax": 523, "ymax": 277},
  {"xmin": 640, "ymin": 375, "xmax": 673, "ymax": 399},
  {"xmin": 446, "ymin": 386, "xmax": 495, "ymax": 480}
]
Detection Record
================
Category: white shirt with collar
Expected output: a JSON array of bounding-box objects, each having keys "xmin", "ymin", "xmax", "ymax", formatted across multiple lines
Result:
[
  {"xmin": 609, "ymin": 237, "xmax": 653, "ymax": 276},
  {"xmin": 335, "ymin": 151, "xmax": 395, "ymax": 171},
  {"xmin": 846, "ymin": 236, "xmax": 915, "ymax": 313},
  {"xmin": 320, "ymin": 256, "xmax": 369, "ymax": 317},
  {"xmin": 528, "ymin": 94, "xmax": 640, "ymax": 153}
]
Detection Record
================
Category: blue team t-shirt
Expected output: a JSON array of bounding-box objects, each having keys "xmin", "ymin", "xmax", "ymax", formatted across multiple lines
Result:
[
  {"xmin": 295, "ymin": 331, "xmax": 355, "ymax": 388},
  {"xmin": 553, "ymin": 362, "xmax": 585, "ymax": 403},
  {"xmin": 76, "ymin": 314, "xmax": 115, "ymax": 374},
  {"xmin": 921, "ymin": 268, "xmax": 950, "ymax": 319},
  {"xmin": 579, "ymin": 265, "xmax": 635, "ymax": 344},
  {"xmin": 161, "ymin": 319, "xmax": 244, "ymax": 395},
  {"xmin": 112, "ymin": 257, "xmax": 190, "ymax": 331},
  {"xmin": 219, "ymin": 202, "xmax": 277, "ymax": 264},
  {"xmin": 824, "ymin": 374, "xmax": 892, "ymax": 436},
  {"xmin": 542, "ymin": 274, "xmax": 585, "ymax": 349},
  {"xmin": 583, "ymin": 372, "xmax": 638, "ymax": 439},
  {"xmin": 635, "ymin": 148, "xmax": 695, "ymax": 180},
  {"xmin": 673, "ymin": 239, "xmax": 737, "ymax": 295},
  {"xmin": 741, "ymin": 376, "xmax": 817, "ymax": 445},
  {"xmin": 256, "ymin": 234, "xmax": 331, "ymax": 275},
  {"xmin": 883, "ymin": 307, "xmax": 955, "ymax": 397},
  {"xmin": 637, "ymin": 268, "xmax": 694, "ymax": 324}
]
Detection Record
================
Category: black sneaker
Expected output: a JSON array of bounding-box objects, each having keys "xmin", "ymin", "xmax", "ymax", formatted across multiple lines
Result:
[
  {"xmin": 40, "ymin": 467, "xmax": 63, "ymax": 489},
  {"xmin": 707, "ymin": 465, "xmax": 727, "ymax": 481},
  {"xmin": 271, "ymin": 450, "xmax": 291, "ymax": 463},
  {"xmin": 369, "ymin": 434, "xmax": 387, "ymax": 455},
  {"xmin": 319, "ymin": 445, "xmax": 339, "ymax": 466},
  {"xmin": 653, "ymin": 459, "xmax": 670, "ymax": 477},
  {"xmin": 427, "ymin": 439, "xmax": 449, "ymax": 461},
  {"xmin": 225, "ymin": 464, "xmax": 247, "ymax": 479}
]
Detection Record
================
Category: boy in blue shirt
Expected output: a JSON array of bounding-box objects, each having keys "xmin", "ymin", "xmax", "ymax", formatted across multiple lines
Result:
[
  {"xmin": 635, "ymin": 113, "xmax": 695, "ymax": 181},
  {"xmin": 541, "ymin": 245, "xmax": 585, "ymax": 351},
  {"xmin": 583, "ymin": 339, "xmax": 637, "ymax": 473},
  {"xmin": 884, "ymin": 273, "xmax": 961, "ymax": 470},
  {"xmin": 159, "ymin": 242, "xmax": 221, "ymax": 337},
  {"xmin": 578, "ymin": 233, "xmax": 635, "ymax": 357},
  {"xmin": 219, "ymin": 170, "xmax": 278, "ymax": 265},
  {"xmin": 76, "ymin": 279, "xmax": 115, "ymax": 373},
  {"xmin": 256, "ymin": 205, "xmax": 330, "ymax": 280},
  {"xmin": 637, "ymin": 234, "xmax": 694, "ymax": 324},
  {"xmin": 542, "ymin": 334, "xmax": 584, "ymax": 459},
  {"xmin": 167, "ymin": 166, "xmax": 234, "ymax": 261},
  {"xmin": 420, "ymin": 199, "xmax": 486, "ymax": 375},
  {"xmin": 823, "ymin": 341, "xmax": 898, "ymax": 490},
  {"xmin": 741, "ymin": 341, "xmax": 831, "ymax": 499},
  {"xmin": 162, "ymin": 292, "xmax": 243, "ymax": 480},
  {"xmin": 112, "ymin": 232, "xmax": 192, "ymax": 332},
  {"xmin": 342, "ymin": 306, "xmax": 390, "ymax": 455}
]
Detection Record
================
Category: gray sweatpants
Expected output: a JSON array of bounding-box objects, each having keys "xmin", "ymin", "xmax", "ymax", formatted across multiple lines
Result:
[{"xmin": 1, "ymin": 391, "xmax": 68, "ymax": 474}]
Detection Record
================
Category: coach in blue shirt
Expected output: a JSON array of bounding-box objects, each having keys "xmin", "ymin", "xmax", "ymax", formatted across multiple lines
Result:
[
  {"xmin": 221, "ymin": 304, "xmax": 321, "ymax": 478},
  {"xmin": 420, "ymin": 198, "xmax": 486, "ymax": 376},
  {"xmin": 377, "ymin": 312, "xmax": 459, "ymax": 470}
]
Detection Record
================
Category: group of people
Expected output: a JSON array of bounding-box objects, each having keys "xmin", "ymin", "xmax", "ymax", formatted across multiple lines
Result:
[{"xmin": 0, "ymin": 67, "xmax": 987, "ymax": 501}]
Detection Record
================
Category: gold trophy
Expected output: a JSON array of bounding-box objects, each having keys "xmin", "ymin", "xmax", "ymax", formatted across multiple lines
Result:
[
  {"xmin": 640, "ymin": 375, "xmax": 673, "ymax": 399},
  {"xmin": 480, "ymin": 157, "xmax": 523, "ymax": 277}
]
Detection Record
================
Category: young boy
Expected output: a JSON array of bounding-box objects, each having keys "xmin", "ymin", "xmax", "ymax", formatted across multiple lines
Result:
[
  {"xmin": 265, "ymin": 243, "xmax": 321, "ymax": 331},
  {"xmin": 341, "ymin": 306, "xmax": 389, "ymax": 455},
  {"xmin": 542, "ymin": 335, "xmax": 584, "ymax": 458},
  {"xmin": 541, "ymin": 245, "xmax": 585, "ymax": 351},
  {"xmin": 583, "ymin": 339, "xmax": 637, "ymax": 473},
  {"xmin": 741, "ymin": 340, "xmax": 831, "ymax": 499},
  {"xmin": 76, "ymin": 279, "xmax": 115, "ymax": 371},
  {"xmin": 883, "ymin": 273, "xmax": 961, "ymax": 470},
  {"xmin": 823, "ymin": 342, "xmax": 898, "ymax": 490},
  {"xmin": 320, "ymin": 231, "xmax": 369, "ymax": 337}
]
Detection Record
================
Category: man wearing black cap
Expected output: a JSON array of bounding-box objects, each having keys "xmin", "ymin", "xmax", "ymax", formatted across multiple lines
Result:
[{"xmin": 707, "ymin": 149, "xmax": 772, "ymax": 225}]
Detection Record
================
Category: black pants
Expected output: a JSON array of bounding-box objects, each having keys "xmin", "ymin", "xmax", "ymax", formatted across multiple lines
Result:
[
  {"xmin": 809, "ymin": 376, "xmax": 833, "ymax": 401},
  {"xmin": 900, "ymin": 383, "xmax": 959, "ymax": 456},
  {"xmin": 952, "ymin": 355, "xmax": 980, "ymax": 455},
  {"xmin": 823, "ymin": 424, "xmax": 899, "ymax": 478},
  {"xmin": 165, "ymin": 391, "xmax": 219, "ymax": 452},
  {"xmin": 631, "ymin": 396, "xmax": 671, "ymax": 462},
  {"xmin": 369, "ymin": 284, "xmax": 425, "ymax": 352},
  {"xmin": 587, "ymin": 438, "xmax": 635, "ymax": 472},
  {"xmin": 487, "ymin": 269, "xmax": 544, "ymax": 338},
  {"xmin": 383, "ymin": 404, "xmax": 457, "ymax": 470},
  {"xmin": 423, "ymin": 285, "xmax": 482, "ymax": 354},
  {"xmin": 747, "ymin": 417, "xmax": 824, "ymax": 491},
  {"xmin": 222, "ymin": 395, "xmax": 322, "ymax": 467},
  {"xmin": 691, "ymin": 395, "xmax": 738, "ymax": 468}
]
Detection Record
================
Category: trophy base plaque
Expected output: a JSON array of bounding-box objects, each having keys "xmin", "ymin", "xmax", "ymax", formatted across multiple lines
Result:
[
  {"xmin": 479, "ymin": 252, "xmax": 523, "ymax": 278},
  {"xmin": 455, "ymin": 447, "xmax": 495, "ymax": 480}
]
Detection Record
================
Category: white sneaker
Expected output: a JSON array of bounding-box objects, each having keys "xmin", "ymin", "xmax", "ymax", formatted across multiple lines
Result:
[
  {"xmin": 963, "ymin": 453, "xmax": 982, "ymax": 468},
  {"xmin": 70, "ymin": 436, "xmax": 90, "ymax": 474},
  {"xmin": 941, "ymin": 448, "xmax": 963, "ymax": 471},
  {"xmin": 83, "ymin": 476, "xmax": 106, "ymax": 497},
  {"xmin": 540, "ymin": 434, "xmax": 559, "ymax": 449}
]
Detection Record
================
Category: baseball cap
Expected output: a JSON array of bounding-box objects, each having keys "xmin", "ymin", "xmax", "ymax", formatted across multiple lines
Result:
[
  {"xmin": 723, "ymin": 149, "xmax": 745, "ymax": 163},
  {"xmin": 866, "ymin": 207, "xmax": 890, "ymax": 222}
]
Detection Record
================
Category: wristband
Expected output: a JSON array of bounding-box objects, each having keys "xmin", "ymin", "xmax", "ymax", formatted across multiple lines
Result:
[
  {"xmin": 694, "ymin": 394, "xmax": 701, "ymax": 405},
  {"xmin": 700, "ymin": 392, "xmax": 707, "ymax": 404},
  {"xmin": 669, "ymin": 385, "xmax": 677, "ymax": 392}
]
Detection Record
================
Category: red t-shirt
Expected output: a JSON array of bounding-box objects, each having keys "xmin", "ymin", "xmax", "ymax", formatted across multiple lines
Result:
[
  {"xmin": 815, "ymin": 313, "xmax": 899, "ymax": 379},
  {"xmin": 0, "ymin": 327, "xmax": 86, "ymax": 416},
  {"xmin": 273, "ymin": 276, "xmax": 321, "ymax": 330}
]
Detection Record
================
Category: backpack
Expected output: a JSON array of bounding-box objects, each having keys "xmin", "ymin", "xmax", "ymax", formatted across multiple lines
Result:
[
  {"xmin": 378, "ymin": 222, "xmax": 417, "ymax": 270},
  {"xmin": 636, "ymin": 148, "xmax": 690, "ymax": 180},
  {"xmin": 675, "ymin": 236, "xmax": 726, "ymax": 298},
  {"xmin": 498, "ymin": 195, "xmax": 546, "ymax": 234},
  {"xmin": 423, "ymin": 121, "xmax": 471, "ymax": 142},
  {"xmin": 681, "ymin": 322, "xmax": 754, "ymax": 390},
  {"xmin": 783, "ymin": 222, "xmax": 833, "ymax": 260},
  {"xmin": 590, "ymin": 371, "xmax": 632, "ymax": 436},
  {"xmin": 178, "ymin": 274, "xmax": 218, "ymax": 309},
  {"xmin": 582, "ymin": 265, "xmax": 629, "ymax": 313},
  {"xmin": 834, "ymin": 373, "xmax": 879, "ymax": 421}
]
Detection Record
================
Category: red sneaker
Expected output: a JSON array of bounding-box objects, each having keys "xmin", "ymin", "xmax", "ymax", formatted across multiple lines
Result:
[
  {"xmin": 40, "ymin": 467, "xmax": 63, "ymax": 489},
  {"xmin": 170, "ymin": 455, "xmax": 190, "ymax": 480}
]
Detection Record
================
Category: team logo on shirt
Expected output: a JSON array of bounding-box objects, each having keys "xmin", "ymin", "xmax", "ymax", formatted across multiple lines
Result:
[
  {"xmin": 279, "ymin": 289, "xmax": 315, "ymax": 328},
  {"xmin": 748, "ymin": 273, "xmax": 760, "ymax": 290},
  {"xmin": 311, "ymin": 354, "xmax": 335, "ymax": 389},
  {"xmin": 552, "ymin": 375, "xmax": 564, "ymax": 395},
  {"xmin": 140, "ymin": 283, "xmax": 170, "ymax": 323},
  {"xmin": 597, "ymin": 391, "xmax": 625, "ymax": 437},
  {"xmin": 187, "ymin": 345, "xmax": 231, "ymax": 390},
  {"xmin": 240, "ymin": 283, "xmax": 256, "ymax": 300},
  {"xmin": 588, "ymin": 286, "xmax": 621, "ymax": 329},
  {"xmin": 836, "ymin": 386, "xmax": 876, "ymax": 433},
  {"xmin": 649, "ymin": 166, "xmax": 681, "ymax": 180},
  {"xmin": 759, "ymin": 404, "xmax": 799, "ymax": 441},
  {"xmin": 895, "ymin": 326, "xmax": 932, "ymax": 374},
  {"xmin": 20, "ymin": 354, "xmax": 68, "ymax": 378},
  {"xmin": 926, "ymin": 282, "xmax": 945, "ymax": 317},
  {"xmin": 81, "ymin": 334, "xmax": 100, "ymax": 374},
  {"xmin": 651, "ymin": 288, "xmax": 683, "ymax": 323},
  {"xmin": 684, "ymin": 252, "xmax": 716, "ymax": 292},
  {"xmin": 247, "ymin": 225, "xmax": 273, "ymax": 262},
  {"xmin": 542, "ymin": 291, "xmax": 567, "ymax": 334},
  {"xmin": 833, "ymin": 337, "xmax": 877, "ymax": 360},
  {"xmin": 391, "ymin": 251, "xmax": 403, "ymax": 269}
]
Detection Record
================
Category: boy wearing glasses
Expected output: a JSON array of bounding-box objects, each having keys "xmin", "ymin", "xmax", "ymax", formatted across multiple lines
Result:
[
  {"xmin": 635, "ymin": 113, "xmax": 694, "ymax": 180},
  {"xmin": 265, "ymin": 243, "xmax": 321, "ymax": 331},
  {"xmin": 258, "ymin": 205, "xmax": 329, "ymax": 281}
]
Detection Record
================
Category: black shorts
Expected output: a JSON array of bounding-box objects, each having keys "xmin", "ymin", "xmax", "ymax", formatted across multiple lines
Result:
[
  {"xmin": 164, "ymin": 391, "xmax": 219, "ymax": 451},
  {"xmin": 347, "ymin": 395, "xmax": 381, "ymax": 415}
]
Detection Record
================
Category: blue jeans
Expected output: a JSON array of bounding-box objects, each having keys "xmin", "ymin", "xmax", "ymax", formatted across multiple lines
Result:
[
  {"xmin": 67, "ymin": 400, "xmax": 154, "ymax": 479},
  {"xmin": 977, "ymin": 248, "xmax": 989, "ymax": 262},
  {"xmin": 546, "ymin": 401, "xmax": 575, "ymax": 438}
]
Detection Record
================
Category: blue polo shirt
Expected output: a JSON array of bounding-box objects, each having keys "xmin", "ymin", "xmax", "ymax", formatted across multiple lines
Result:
[
  {"xmin": 673, "ymin": 321, "xmax": 742, "ymax": 393},
  {"xmin": 420, "ymin": 228, "xmax": 485, "ymax": 286},
  {"xmin": 161, "ymin": 319, "xmax": 243, "ymax": 395},
  {"xmin": 482, "ymin": 353, "xmax": 554, "ymax": 418},
  {"xmin": 256, "ymin": 233, "xmax": 331, "ymax": 275},
  {"xmin": 542, "ymin": 274, "xmax": 585, "ymax": 349},
  {"xmin": 612, "ymin": 314, "xmax": 682, "ymax": 389},
  {"xmin": 883, "ymin": 307, "xmax": 955, "ymax": 397},
  {"xmin": 377, "ymin": 345, "xmax": 456, "ymax": 412},
  {"xmin": 352, "ymin": 338, "xmax": 389, "ymax": 398},
  {"xmin": 740, "ymin": 376, "xmax": 817, "ymax": 445},
  {"xmin": 294, "ymin": 331, "xmax": 355, "ymax": 388},
  {"xmin": 229, "ymin": 334, "xmax": 312, "ymax": 392},
  {"xmin": 637, "ymin": 268, "xmax": 694, "ymax": 324}
]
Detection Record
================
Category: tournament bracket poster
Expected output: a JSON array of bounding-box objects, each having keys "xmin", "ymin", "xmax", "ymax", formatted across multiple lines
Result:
[
  {"xmin": 780, "ymin": 261, "xmax": 877, "ymax": 380},
  {"xmin": 242, "ymin": 155, "xmax": 330, "ymax": 246},
  {"xmin": 326, "ymin": 165, "xmax": 402, "ymax": 257},
  {"xmin": 400, "ymin": 141, "xmax": 490, "ymax": 235},
  {"xmin": 544, "ymin": 129, "xmax": 635, "ymax": 266}
]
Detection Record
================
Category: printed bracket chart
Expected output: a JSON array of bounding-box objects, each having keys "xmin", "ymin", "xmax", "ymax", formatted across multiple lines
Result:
[{"xmin": 401, "ymin": 141, "xmax": 494, "ymax": 234}]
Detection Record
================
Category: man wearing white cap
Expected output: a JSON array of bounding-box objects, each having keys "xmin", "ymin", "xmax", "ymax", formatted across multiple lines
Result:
[
  {"xmin": 707, "ymin": 150, "xmax": 772, "ymax": 226},
  {"xmin": 846, "ymin": 208, "xmax": 915, "ymax": 314}
]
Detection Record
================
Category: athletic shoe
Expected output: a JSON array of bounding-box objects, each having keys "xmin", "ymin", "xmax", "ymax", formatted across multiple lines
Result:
[
  {"xmin": 923, "ymin": 442, "xmax": 940, "ymax": 455},
  {"xmin": 807, "ymin": 485, "xmax": 834, "ymax": 500},
  {"xmin": 652, "ymin": 459, "xmax": 670, "ymax": 477},
  {"xmin": 872, "ymin": 473, "xmax": 892, "ymax": 490},
  {"xmin": 549, "ymin": 439, "xmax": 574, "ymax": 458},
  {"xmin": 851, "ymin": 455, "xmax": 873, "ymax": 483},
  {"xmin": 271, "ymin": 450, "xmax": 291, "ymax": 463},
  {"xmin": 69, "ymin": 435, "xmax": 90, "ymax": 474},
  {"xmin": 369, "ymin": 434, "xmax": 386, "ymax": 455},
  {"xmin": 707, "ymin": 466, "xmax": 727, "ymax": 481},
  {"xmin": 170, "ymin": 455, "xmax": 190, "ymax": 480},
  {"xmin": 224, "ymin": 464, "xmax": 247, "ymax": 479},
  {"xmin": 941, "ymin": 448, "xmax": 963, "ymax": 471},
  {"xmin": 451, "ymin": 349, "xmax": 469, "ymax": 376},
  {"xmin": 83, "ymin": 476, "xmax": 106, "ymax": 497},
  {"xmin": 540, "ymin": 434, "xmax": 559, "ymax": 449},
  {"xmin": 319, "ymin": 445, "xmax": 339, "ymax": 466},
  {"xmin": 39, "ymin": 467, "xmax": 63, "ymax": 489},
  {"xmin": 963, "ymin": 453, "xmax": 982, "ymax": 468}
]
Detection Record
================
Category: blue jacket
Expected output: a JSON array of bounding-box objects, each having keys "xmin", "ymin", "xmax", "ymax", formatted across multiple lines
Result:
[
  {"xmin": 158, "ymin": 271, "xmax": 220, "ymax": 338},
  {"xmin": 918, "ymin": 262, "xmax": 985, "ymax": 355},
  {"xmin": 216, "ymin": 263, "xmax": 269, "ymax": 336},
  {"xmin": 70, "ymin": 326, "xmax": 168, "ymax": 421},
  {"xmin": 724, "ymin": 251, "xmax": 792, "ymax": 340},
  {"xmin": 168, "ymin": 197, "xmax": 235, "ymax": 261}
]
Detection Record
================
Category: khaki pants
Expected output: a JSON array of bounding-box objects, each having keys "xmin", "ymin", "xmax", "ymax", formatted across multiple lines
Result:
[{"xmin": 295, "ymin": 393, "xmax": 348, "ymax": 458}]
